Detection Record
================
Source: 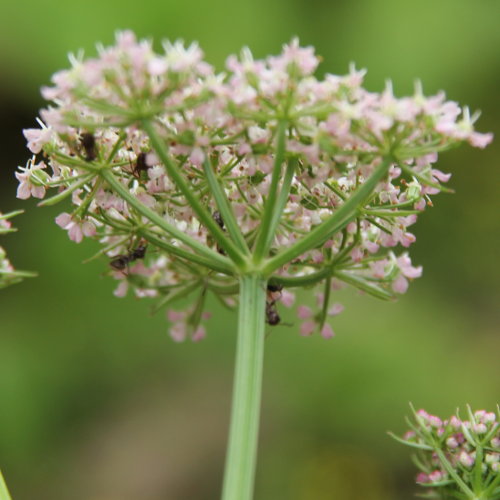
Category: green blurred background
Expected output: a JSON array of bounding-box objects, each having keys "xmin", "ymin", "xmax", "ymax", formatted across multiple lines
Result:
[{"xmin": 0, "ymin": 1, "xmax": 498, "ymax": 499}]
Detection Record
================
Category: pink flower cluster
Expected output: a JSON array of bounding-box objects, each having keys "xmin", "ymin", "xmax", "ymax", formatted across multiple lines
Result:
[
  {"xmin": 0, "ymin": 212, "xmax": 30, "ymax": 289},
  {"xmin": 398, "ymin": 407, "xmax": 499, "ymax": 498},
  {"xmin": 17, "ymin": 31, "xmax": 492, "ymax": 340},
  {"xmin": 0, "ymin": 214, "xmax": 16, "ymax": 287}
]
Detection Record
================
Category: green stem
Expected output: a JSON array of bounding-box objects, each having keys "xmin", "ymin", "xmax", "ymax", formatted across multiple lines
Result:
[
  {"xmin": 472, "ymin": 444, "xmax": 483, "ymax": 495},
  {"xmin": 141, "ymin": 119, "xmax": 247, "ymax": 268},
  {"xmin": 202, "ymin": 158, "xmax": 249, "ymax": 254},
  {"xmin": 137, "ymin": 229, "xmax": 233, "ymax": 276},
  {"xmin": 99, "ymin": 168, "xmax": 234, "ymax": 275},
  {"xmin": 261, "ymin": 156, "xmax": 393, "ymax": 275},
  {"xmin": 0, "ymin": 469, "xmax": 12, "ymax": 500},
  {"xmin": 0, "ymin": 210, "xmax": 24, "ymax": 220},
  {"xmin": 434, "ymin": 449, "xmax": 475, "ymax": 498},
  {"xmin": 259, "ymin": 157, "xmax": 298, "ymax": 257},
  {"xmin": 269, "ymin": 268, "xmax": 330, "ymax": 288},
  {"xmin": 253, "ymin": 120, "xmax": 288, "ymax": 262},
  {"xmin": 483, "ymin": 468, "xmax": 500, "ymax": 497},
  {"xmin": 221, "ymin": 274, "xmax": 267, "ymax": 500}
]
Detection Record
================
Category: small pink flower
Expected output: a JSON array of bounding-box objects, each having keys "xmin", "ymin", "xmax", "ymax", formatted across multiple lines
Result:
[
  {"xmin": 55, "ymin": 213, "xmax": 96, "ymax": 243},
  {"xmin": 364, "ymin": 240, "xmax": 379, "ymax": 253},
  {"xmin": 23, "ymin": 127, "xmax": 53, "ymax": 154},
  {"xmin": 370, "ymin": 259, "xmax": 387, "ymax": 279},
  {"xmin": 428, "ymin": 470, "xmax": 444, "ymax": 482},
  {"xmin": 300, "ymin": 321, "xmax": 315, "ymax": 336},
  {"xmin": 320, "ymin": 323, "xmax": 334, "ymax": 339},
  {"xmin": 16, "ymin": 160, "xmax": 47, "ymax": 200},
  {"xmin": 328, "ymin": 303, "xmax": 344, "ymax": 316},
  {"xmin": 469, "ymin": 131, "xmax": 493, "ymax": 148},
  {"xmin": 350, "ymin": 247, "xmax": 364, "ymax": 262},
  {"xmin": 450, "ymin": 416, "xmax": 462, "ymax": 430},
  {"xmin": 170, "ymin": 323, "xmax": 187, "ymax": 342},
  {"xmin": 416, "ymin": 472, "xmax": 429, "ymax": 484},
  {"xmin": 392, "ymin": 274, "xmax": 408, "ymax": 294},
  {"xmin": 429, "ymin": 415, "xmax": 442, "ymax": 428},
  {"xmin": 148, "ymin": 57, "xmax": 168, "ymax": 76},
  {"xmin": 189, "ymin": 147, "xmax": 205, "ymax": 166},
  {"xmin": 297, "ymin": 305, "xmax": 312, "ymax": 319},
  {"xmin": 192, "ymin": 325, "xmax": 206, "ymax": 342},
  {"xmin": 473, "ymin": 423, "xmax": 488, "ymax": 434},
  {"xmin": 431, "ymin": 169, "xmax": 451, "ymax": 183},
  {"xmin": 167, "ymin": 309, "xmax": 185, "ymax": 322},
  {"xmin": 113, "ymin": 281, "xmax": 129, "ymax": 298},
  {"xmin": 397, "ymin": 255, "xmax": 422, "ymax": 279},
  {"xmin": 459, "ymin": 451, "xmax": 475, "ymax": 468},
  {"xmin": 280, "ymin": 290, "xmax": 295, "ymax": 308},
  {"xmin": 414, "ymin": 199, "xmax": 426, "ymax": 210}
]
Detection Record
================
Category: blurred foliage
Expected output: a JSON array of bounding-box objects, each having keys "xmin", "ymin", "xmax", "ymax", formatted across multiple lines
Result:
[{"xmin": 0, "ymin": 0, "xmax": 499, "ymax": 499}]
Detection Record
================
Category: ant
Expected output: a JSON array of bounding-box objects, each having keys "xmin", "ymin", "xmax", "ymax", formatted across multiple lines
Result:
[
  {"xmin": 132, "ymin": 152, "xmax": 151, "ymax": 179},
  {"xmin": 213, "ymin": 210, "xmax": 225, "ymax": 230},
  {"xmin": 212, "ymin": 211, "xmax": 226, "ymax": 254},
  {"xmin": 80, "ymin": 132, "xmax": 97, "ymax": 162},
  {"xmin": 267, "ymin": 282, "xmax": 283, "ymax": 294},
  {"xmin": 109, "ymin": 244, "xmax": 147, "ymax": 271},
  {"xmin": 265, "ymin": 299, "xmax": 281, "ymax": 326},
  {"xmin": 265, "ymin": 283, "xmax": 283, "ymax": 326}
]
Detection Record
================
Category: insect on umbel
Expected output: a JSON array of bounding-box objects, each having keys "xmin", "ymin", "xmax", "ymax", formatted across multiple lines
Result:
[
  {"xmin": 109, "ymin": 244, "xmax": 147, "ymax": 271},
  {"xmin": 80, "ymin": 132, "xmax": 97, "ymax": 162}
]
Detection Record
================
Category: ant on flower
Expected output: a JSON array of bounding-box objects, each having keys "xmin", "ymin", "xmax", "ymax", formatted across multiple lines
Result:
[
  {"xmin": 109, "ymin": 242, "xmax": 147, "ymax": 272},
  {"xmin": 80, "ymin": 132, "xmax": 97, "ymax": 162},
  {"xmin": 130, "ymin": 152, "xmax": 153, "ymax": 179}
]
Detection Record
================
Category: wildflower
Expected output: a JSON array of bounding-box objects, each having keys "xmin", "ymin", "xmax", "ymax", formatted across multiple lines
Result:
[
  {"xmin": 17, "ymin": 31, "xmax": 492, "ymax": 340},
  {"xmin": 15, "ymin": 158, "xmax": 48, "ymax": 200},
  {"xmin": 0, "ymin": 211, "xmax": 35, "ymax": 288},
  {"xmin": 459, "ymin": 451, "xmax": 475, "ymax": 468},
  {"xmin": 55, "ymin": 213, "xmax": 96, "ymax": 243},
  {"xmin": 393, "ymin": 406, "xmax": 500, "ymax": 499}
]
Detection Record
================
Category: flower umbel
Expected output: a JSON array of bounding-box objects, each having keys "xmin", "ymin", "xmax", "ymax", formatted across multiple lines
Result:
[
  {"xmin": 16, "ymin": 31, "xmax": 493, "ymax": 500},
  {"xmin": 391, "ymin": 405, "xmax": 500, "ymax": 500},
  {"xmin": 17, "ymin": 31, "xmax": 492, "ymax": 340},
  {"xmin": 0, "ymin": 211, "xmax": 36, "ymax": 289}
]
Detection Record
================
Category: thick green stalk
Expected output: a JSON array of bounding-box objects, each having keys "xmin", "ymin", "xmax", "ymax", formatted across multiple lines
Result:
[
  {"xmin": 221, "ymin": 274, "xmax": 267, "ymax": 500},
  {"xmin": 99, "ymin": 168, "xmax": 234, "ymax": 275},
  {"xmin": 141, "ymin": 120, "xmax": 247, "ymax": 268},
  {"xmin": 0, "ymin": 470, "xmax": 12, "ymax": 500},
  {"xmin": 261, "ymin": 156, "xmax": 393, "ymax": 275}
]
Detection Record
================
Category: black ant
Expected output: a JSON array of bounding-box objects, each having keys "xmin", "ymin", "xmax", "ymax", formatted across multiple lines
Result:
[
  {"xmin": 213, "ymin": 210, "xmax": 225, "ymax": 230},
  {"xmin": 265, "ymin": 282, "xmax": 293, "ymax": 328},
  {"xmin": 212, "ymin": 211, "xmax": 226, "ymax": 254},
  {"xmin": 267, "ymin": 282, "xmax": 283, "ymax": 294},
  {"xmin": 132, "ymin": 152, "xmax": 151, "ymax": 179},
  {"xmin": 109, "ymin": 244, "xmax": 147, "ymax": 271},
  {"xmin": 80, "ymin": 132, "xmax": 97, "ymax": 162},
  {"xmin": 265, "ymin": 299, "xmax": 281, "ymax": 326}
]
